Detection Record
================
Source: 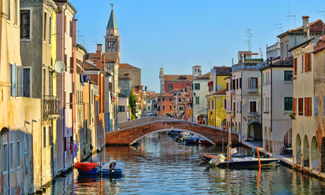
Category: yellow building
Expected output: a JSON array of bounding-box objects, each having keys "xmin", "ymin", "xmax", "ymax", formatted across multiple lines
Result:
[
  {"xmin": 0, "ymin": 0, "xmax": 41, "ymax": 194},
  {"xmin": 206, "ymin": 67, "xmax": 231, "ymax": 128}
]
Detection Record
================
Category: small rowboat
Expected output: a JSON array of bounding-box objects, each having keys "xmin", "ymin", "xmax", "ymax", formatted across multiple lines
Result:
[
  {"xmin": 74, "ymin": 162, "xmax": 100, "ymax": 175},
  {"xmin": 101, "ymin": 161, "xmax": 125, "ymax": 176},
  {"xmin": 201, "ymin": 153, "xmax": 247, "ymax": 162}
]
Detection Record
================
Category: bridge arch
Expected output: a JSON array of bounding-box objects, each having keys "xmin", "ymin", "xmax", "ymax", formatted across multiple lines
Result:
[
  {"xmin": 129, "ymin": 128, "xmax": 216, "ymax": 145},
  {"xmin": 106, "ymin": 118, "xmax": 239, "ymax": 146}
]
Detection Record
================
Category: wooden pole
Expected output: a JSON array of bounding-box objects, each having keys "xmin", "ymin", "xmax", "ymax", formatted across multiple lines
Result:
[{"xmin": 256, "ymin": 146, "xmax": 261, "ymax": 169}]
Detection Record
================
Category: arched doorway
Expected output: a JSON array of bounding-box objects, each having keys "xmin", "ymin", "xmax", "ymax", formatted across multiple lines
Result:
[
  {"xmin": 303, "ymin": 135, "xmax": 310, "ymax": 168},
  {"xmin": 1, "ymin": 128, "xmax": 10, "ymax": 194},
  {"xmin": 296, "ymin": 134, "xmax": 301, "ymax": 164},
  {"xmin": 311, "ymin": 137, "xmax": 319, "ymax": 171},
  {"xmin": 284, "ymin": 128, "xmax": 292, "ymax": 148},
  {"xmin": 248, "ymin": 123, "xmax": 262, "ymax": 141}
]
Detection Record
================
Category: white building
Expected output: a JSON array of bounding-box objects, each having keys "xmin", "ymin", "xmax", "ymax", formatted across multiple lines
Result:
[
  {"xmin": 231, "ymin": 51, "xmax": 263, "ymax": 141},
  {"xmin": 192, "ymin": 65, "xmax": 210, "ymax": 123}
]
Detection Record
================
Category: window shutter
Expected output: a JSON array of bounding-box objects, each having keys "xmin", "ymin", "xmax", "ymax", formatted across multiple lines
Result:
[
  {"xmin": 293, "ymin": 98, "xmax": 296, "ymax": 115},
  {"xmin": 294, "ymin": 58, "xmax": 297, "ymax": 74},
  {"xmin": 323, "ymin": 96, "xmax": 325, "ymax": 116},
  {"xmin": 305, "ymin": 53, "xmax": 309, "ymax": 72},
  {"xmin": 248, "ymin": 78, "xmax": 251, "ymax": 89},
  {"xmin": 12, "ymin": 65, "xmax": 17, "ymax": 97},
  {"xmin": 256, "ymin": 78, "xmax": 258, "ymax": 88},
  {"xmin": 20, "ymin": 67, "xmax": 23, "ymax": 96},
  {"xmin": 304, "ymin": 97, "xmax": 307, "ymax": 116},
  {"xmin": 308, "ymin": 53, "xmax": 311, "ymax": 71},
  {"xmin": 315, "ymin": 96, "xmax": 319, "ymax": 116}
]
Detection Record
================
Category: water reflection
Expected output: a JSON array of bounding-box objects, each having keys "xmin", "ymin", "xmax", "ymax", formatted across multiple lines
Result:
[{"xmin": 46, "ymin": 133, "xmax": 325, "ymax": 194}]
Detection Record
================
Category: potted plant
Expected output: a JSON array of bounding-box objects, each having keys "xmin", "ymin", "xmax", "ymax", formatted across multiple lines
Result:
[{"xmin": 289, "ymin": 113, "xmax": 295, "ymax": 119}]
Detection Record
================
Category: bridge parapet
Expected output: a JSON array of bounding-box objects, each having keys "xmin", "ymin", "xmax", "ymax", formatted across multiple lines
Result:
[{"xmin": 109, "ymin": 118, "xmax": 239, "ymax": 146}]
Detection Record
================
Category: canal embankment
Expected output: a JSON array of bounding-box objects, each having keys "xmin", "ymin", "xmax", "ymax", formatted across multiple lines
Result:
[{"xmin": 242, "ymin": 141, "xmax": 325, "ymax": 181}]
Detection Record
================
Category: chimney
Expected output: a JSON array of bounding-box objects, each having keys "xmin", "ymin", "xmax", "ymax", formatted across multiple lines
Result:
[
  {"xmin": 302, "ymin": 16, "xmax": 309, "ymax": 31},
  {"xmin": 97, "ymin": 44, "xmax": 103, "ymax": 52}
]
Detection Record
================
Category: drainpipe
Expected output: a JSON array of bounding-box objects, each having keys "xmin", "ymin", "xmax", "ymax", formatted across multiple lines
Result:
[
  {"xmin": 268, "ymin": 67, "xmax": 273, "ymax": 153},
  {"xmin": 261, "ymin": 68, "xmax": 263, "ymax": 148},
  {"xmin": 240, "ymin": 70, "xmax": 243, "ymax": 142}
]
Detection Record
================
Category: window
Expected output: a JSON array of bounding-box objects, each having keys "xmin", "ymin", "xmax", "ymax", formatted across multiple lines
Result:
[
  {"xmin": 179, "ymin": 106, "xmax": 184, "ymax": 111},
  {"xmin": 284, "ymin": 97, "xmax": 293, "ymax": 111},
  {"xmin": 43, "ymin": 127, "xmax": 47, "ymax": 147},
  {"xmin": 298, "ymin": 98, "xmax": 303, "ymax": 116},
  {"xmin": 118, "ymin": 106, "xmax": 125, "ymax": 112},
  {"xmin": 301, "ymin": 55, "xmax": 304, "ymax": 73},
  {"xmin": 162, "ymin": 98, "xmax": 165, "ymax": 102},
  {"xmin": 250, "ymin": 101, "xmax": 257, "ymax": 113},
  {"xmin": 2, "ymin": 143, "xmax": 8, "ymax": 173},
  {"xmin": 236, "ymin": 79, "xmax": 239, "ymax": 89},
  {"xmin": 169, "ymin": 105, "xmax": 172, "ymax": 110},
  {"xmin": 43, "ymin": 12, "xmax": 47, "ymax": 42},
  {"xmin": 16, "ymin": 141, "xmax": 20, "ymax": 168},
  {"xmin": 195, "ymin": 97, "xmax": 199, "ymax": 104},
  {"xmin": 233, "ymin": 102, "xmax": 236, "ymax": 113},
  {"xmin": 315, "ymin": 96, "xmax": 318, "ymax": 116},
  {"xmin": 284, "ymin": 71, "xmax": 293, "ymax": 81},
  {"xmin": 224, "ymin": 99, "xmax": 226, "ymax": 109},
  {"xmin": 232, "ymin": 79, "xmax": 235, "ymax": 90},
  {"xmin": 305, "ymin": 53, "xmax": 311, "ymax": 72},
  {"xmin": 169, "ymin": 98, "xmax": 172, "ymax": 102},
  {"xmin": 168, "ymin": 84, "xmax": 173, "ymax": 91},
  {"xmin": 162, "ymin": 105, "xmax": 165, "ymax": 110},
  {"xmin": 10, "ymin": 143, "xmax": 13, "ymax": 171},
  {"xmin": 49, "ymin": 126, "xmax": 53, "ymax": 146},
  {"xmin": 293, "ymin": 58, "xmax": 297, "ymax": 75},
  {"xmin": 194, "ymin": 83, "xmax": 200, "ymax": 90},
  {"xmin": 49, "ymin": 71, "xmax": 53, "ymax": 96},
  {"xmin": 10, "ymin": 64, "xmax": 18, "ymax": 97},
  {"xmin": 211, "ymin": 100, "xmax": 214, "ymax": 110},
  {"xmin": 304, "ymin": 97, "xmax": 312, "ymax": 116},
  {"xmin": 20, "ymin": 10, "xmax": 31, "ymax": 40},
  {"xmin": 248, "ymin": 77, "xmax": 258, "ymax": 89},
  {"xmin": 240, "ymin": 78, "xmax": 242, "ymax": 89},
  {"xmin": 49, "ymin": 17, "xmax": 52, "ymax": 44},
  {"xmin": 70, "ymin": 20, "xmax": 73, "ymax": 37},
  {"xmin": 7, "ymin": 0, "xmax": 10, "ymax": 21}
]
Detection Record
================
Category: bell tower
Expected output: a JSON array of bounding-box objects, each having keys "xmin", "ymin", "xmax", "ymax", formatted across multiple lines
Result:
[{"xmin": 105, "ymin": 3, "xmax": 120, "ymax": 62}]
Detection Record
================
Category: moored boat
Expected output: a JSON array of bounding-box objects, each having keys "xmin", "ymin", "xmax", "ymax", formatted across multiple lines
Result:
[
  {"xmin": 101, "ymin": 161, "xmax": 125, "ymax": 176},
  {"xmin": 74, "ymin": 162, "xmax": 100, "ymax": 175}
]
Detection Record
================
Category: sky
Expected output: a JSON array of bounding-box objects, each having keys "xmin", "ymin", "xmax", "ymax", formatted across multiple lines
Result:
[{"xmin": 70, "ymin": 0, "xmax": 325, "ymax": 92}]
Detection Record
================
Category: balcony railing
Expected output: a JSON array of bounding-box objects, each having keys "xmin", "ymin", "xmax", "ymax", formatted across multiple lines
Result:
[
  {"xmin": 248, "ymin": 112, "xmax": 260, "ymax": 119},
  {"xmin": 43, "ymin": 95, "xmax": 59, "ymax": 120},
  {"xmin": 247, "ymin": 88, "xmax": 258, "ymax": 94}
]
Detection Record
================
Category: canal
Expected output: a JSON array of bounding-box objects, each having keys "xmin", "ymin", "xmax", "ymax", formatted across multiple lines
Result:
[{"xmin": 47, "ymin": 133, "xmax": 325, "ymax": 194}]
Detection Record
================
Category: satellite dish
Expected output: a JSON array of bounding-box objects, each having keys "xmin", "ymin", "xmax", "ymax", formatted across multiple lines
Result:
[{"xmin": 54, "ymin": 61, "xmax": 66, "ymax": 73}]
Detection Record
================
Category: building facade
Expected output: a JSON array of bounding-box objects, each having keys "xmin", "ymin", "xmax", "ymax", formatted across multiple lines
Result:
[
  {"xmin": 192, "ymin": 66, "xmax": 210, "ymax": 123},
  {"xmin": 231, "ymin": 51, "xmax": 263, "ymax": 141}
]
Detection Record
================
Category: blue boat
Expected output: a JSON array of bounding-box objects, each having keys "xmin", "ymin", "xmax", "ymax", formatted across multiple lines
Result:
[{"xmin": 101, "ymin": 161, "xmax": 125, "ymax": 176}]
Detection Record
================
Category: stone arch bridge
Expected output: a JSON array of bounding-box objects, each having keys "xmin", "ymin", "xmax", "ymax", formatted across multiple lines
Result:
[{"xmin": 105, "ymin": 117, "xmax": 239, "ymax": 146}]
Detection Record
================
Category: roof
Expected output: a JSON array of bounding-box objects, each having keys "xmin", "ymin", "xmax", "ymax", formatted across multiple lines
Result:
[
  {"xmin": 119, "ymin": 63, "xmax": 141, "ymax": 70},
  {"xmin": 213, "ymin": 66, "xmax": 232, "ymax": 76},
  {"xmin": 278, "ymin": 19, "xmax": 325, "ymax": 38},
  {"xmin": 197, "ymin": 72, "xmax": 210, "ymax": 79},
  {"xmin": 84, "ymin": 60, "xmax": 100, "ymax": 71},
  {"xmin": 313, "ymin": 35, "xmax": 325, "ymax": 53},
  {"xmin": 107, "ymin": 9, "xmax": 117, "ymax": 29},
  {"xmin": 164, "ymin": 75, "xmax": 192, "ymax": 82}
]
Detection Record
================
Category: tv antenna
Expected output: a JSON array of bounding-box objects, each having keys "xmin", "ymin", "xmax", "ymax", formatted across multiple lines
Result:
[
  {"xmin": 274, "ymin": 23, "xmax": 283, "ymax": 33},
  {"xmin": 245, "ymin": 28, "xmax": 253, "ymax": 51}
]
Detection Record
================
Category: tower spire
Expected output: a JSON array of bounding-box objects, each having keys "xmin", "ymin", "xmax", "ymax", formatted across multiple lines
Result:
[{"xmin": 107, "ymin": 3, "xmax": 117, "ymax": 29}]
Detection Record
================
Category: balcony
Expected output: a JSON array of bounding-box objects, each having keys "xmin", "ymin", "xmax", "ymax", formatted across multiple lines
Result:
[
  {"xmin": 247, "ymin": 112, "xmax": 260, "ymax": 121},
  {"xmin": 43, "ymin": 95, "xmax": 60, "ymax": 120},
  {"xmin": 247, "ymin": 88, "xmax": 258, "ymax": 94}
]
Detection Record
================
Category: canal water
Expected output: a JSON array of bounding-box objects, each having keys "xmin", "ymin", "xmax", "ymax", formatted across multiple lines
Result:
[{"xmin": 47, "ymin": 133, "xmax": 325, "ymax": 194}]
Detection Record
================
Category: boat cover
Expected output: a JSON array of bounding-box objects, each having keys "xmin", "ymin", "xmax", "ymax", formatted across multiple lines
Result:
[{"xmin": 74, "ymin": 162, "xmax": 99, "ymax": 172}]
